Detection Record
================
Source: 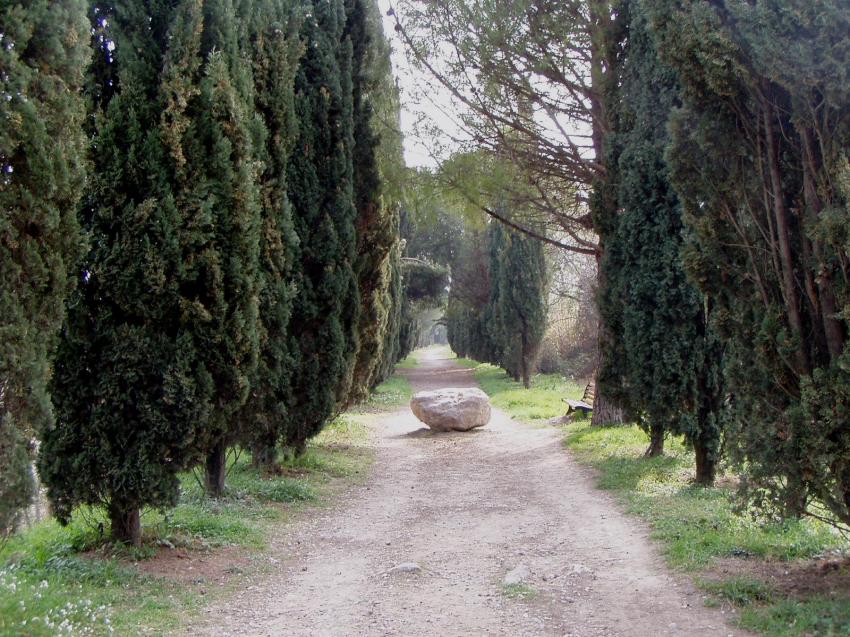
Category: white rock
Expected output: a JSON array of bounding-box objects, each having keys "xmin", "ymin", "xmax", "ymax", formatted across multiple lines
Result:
[
  {"xmin": 389, "ymin": 562, "xmax": 422, "ymax": 574},
  {"xmin": 410, "ymin": 388, "xmax": 491, "ymax": 431},
  {"xmin": 503, "ymin": 564, "xmax": 530, "ymax": 586}
]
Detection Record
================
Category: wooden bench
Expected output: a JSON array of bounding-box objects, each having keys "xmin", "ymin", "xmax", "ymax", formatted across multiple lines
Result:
[{"xmin": 563, "ymin": 381, "xmax": 594, "ymax": 419}]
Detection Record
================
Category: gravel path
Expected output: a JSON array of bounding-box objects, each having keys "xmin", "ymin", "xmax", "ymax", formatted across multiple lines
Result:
[{"xmin": 184, "ymin": 349, "xmax": 749, "ymax": 637}]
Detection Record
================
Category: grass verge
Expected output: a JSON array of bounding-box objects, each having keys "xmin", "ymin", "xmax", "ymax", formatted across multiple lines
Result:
[
  {"xmin": 469, "ymin": 363, "xmax": 850, "ymax": 635},
  {"xmin": 0, "ymin": 414, "xmax": 373, "ymax": 636},
  {"xmin": 363, "ymin": 374, "xmax": 413, "ymax": 409},
  {"xmin": 352, "ymin": 352, "xmax": 418, "ymax": 411},
  {"xmin": 455, "ymin": 360, "xmax": 584, "ymax": 424},
  {"xmin": 562, "ymin": 422, "xmax": 849, "ymax": 636}
]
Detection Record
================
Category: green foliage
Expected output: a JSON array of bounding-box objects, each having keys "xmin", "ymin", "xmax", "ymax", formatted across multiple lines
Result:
[
  {"xmin": 0, "ymin": 0, "xmax": 89, "ymax": 536},
  {"xmin": 346, "ymin": 0, "xmax": 408, "ymax": 405},
  {"xmin": 236, "ymin": 0, "xmax": 302, "ymax": 468},
  {"xmin": 447, "ymin": 218, "xmax": 548, "ymax": 387},
  {"xmin": 401, "ymin": 260, "xmax": 449, "ymax": 305},
  {"xmin": 284, "ymin": 0, "xmax": 360, "ymax": 452},
  {"xmin": 646, "ymin": 0, "xmax": 850, "ymax": 524},
  {"xmin": 379, "ymin": 245, "xmax": 406, "ymax": 370},
  {"xmin": 40, "ymin": 0, "xmax": 213, "ymax": 544},
  {"xmin": 37, "ymin": 0, "xmax": 406, "ymax": 536},
  {"xmin": 598, "ymin": 0, "xmax": 723, "ymax": 481},
  {"xmin": 445, "ymin": 224, "xmax": 496, "ymax": 362},
  {"xmin": 487, "ymin": 222, "xmax": 548, "ymax": 388},
  {"xmin": 163, "ymin": 0, "xmax": 266, "ymax": 495},
  {"xmin": 563, "ymin": 422, "xmax": 844, "ymax": 569},
  {"xmin": 401, "ymin": 204, "xmax": 465, "ymax": 266}
]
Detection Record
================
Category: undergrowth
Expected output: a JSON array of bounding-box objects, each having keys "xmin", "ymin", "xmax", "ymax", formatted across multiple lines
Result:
[
  {"xmin": 359, "ymin": 352, "xmax": 417, "ymax": 410},
  {"xmin": 0, "ymin": 413, "xmax": 373, "ymax": 636},
  {"xmin": 563, "ymin": 422, "xmax": 849, "ymax": 636}
]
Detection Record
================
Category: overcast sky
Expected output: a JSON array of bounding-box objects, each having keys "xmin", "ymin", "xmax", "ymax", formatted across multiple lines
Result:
[{"xmin": 377, "ymin": 0, "xmax": 456, "ymax": 169}]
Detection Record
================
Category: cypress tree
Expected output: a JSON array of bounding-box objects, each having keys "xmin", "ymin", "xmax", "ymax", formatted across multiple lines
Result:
[
  {"xmin": 445, "ymin": 226, "xmax": 496, "ymax": 364},
  {"xmin": 40, "ymin": 0, "xmax": 212, "ymax": 545},
  {"xmin": 489, "ymin": 222, "xmax": 548, "ymax": 389},
  {"xmin": 161, "ymin": 0, "xmax": 265, "ymax": 496},
  {"xmin": 484, "ymin": 221, "xmax": 508, "ymax": 373},
  {"xmin": 377, "ymin": 243, "xmax": 405, "ymax": 379},
  {"xmin": 598, "ymin": 0, "xmax": 723, "ymax": 481},
  {"xmin": 647, "ymin": 0, "xmax": 850, "ymax": 512},
  {"xmin": 0, "ymin": 0, "xmax": 89, "ymax": 536},
  {"xmin": 237, "ymin": 0, "xmax": 302, "ymax": 469},
  {"xmin": 345, "ymin": 0, "xmax": 405, "ymax": 405},
  {"xmin": 284, "ymin": 0, "xmax": 360, "ymax": 454}
]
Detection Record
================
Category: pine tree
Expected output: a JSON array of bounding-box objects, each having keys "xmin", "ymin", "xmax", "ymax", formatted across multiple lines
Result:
[
  {"xmin": 647, "ymin": 0, "xmax": 850, "ymax": 511},
  {"xmin": 284, "ymin": 0, "xmax": 360, "ymax": 454},
  {"xmin": 40, "ymin": 0, "xmax": 212, "ymax": 545},
  {"xmin": 0, "ymin": 0, "xmax": 89, "ymax": 537},
  {"xmin": 598, "ymin": 0, "xmax": 724, "ymax": 481}
]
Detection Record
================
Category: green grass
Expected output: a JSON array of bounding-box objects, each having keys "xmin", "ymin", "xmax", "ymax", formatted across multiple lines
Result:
[
  {"xmin": 738, "ymin": 595, "xmax": 850, "ymax": 637},
  {"xmin": 701, "ymin": 577, "xmax": 774, "ymax": 606},
  {"xmin": 561, "ymin": 421, "xmax": 849, "ymax": 635},
  {"xmin": 364, "ymin": 374, "xmax": 413, "ymax": 409},
  {"xmin": 0, "ymin": 414, "xmax": 373, "ymax": 636},
  {"xmin": 563, "ymin": 423, "xmax": 842, "ymax": 569},
  {"xmin": 699, "ymin": 574, "xmax": 850, "ymax": 637},
  {"xmin": 0, "ymin": 510, "xmax": 198, "ymax": 636},
  {"xmin": 394, "ymin": 351, "xmax": 420, "ymax": 369},
  {"xmin": 455, "ymin": 360, "xmax": 584, "ymax": 423},
  {"xmin": 501, "ymin": 583, "xmax": 538, "ymax": 600}
]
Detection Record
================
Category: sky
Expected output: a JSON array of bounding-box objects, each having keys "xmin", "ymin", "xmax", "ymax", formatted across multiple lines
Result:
[{"xmin": 376, "ymin": 0, "xmax": 456, "ymax": 169}]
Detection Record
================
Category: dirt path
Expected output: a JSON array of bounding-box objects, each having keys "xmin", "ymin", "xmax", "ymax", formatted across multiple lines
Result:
[{"xmin": 185, "ymin": 349, "xmax": 747, "ymax": 637}]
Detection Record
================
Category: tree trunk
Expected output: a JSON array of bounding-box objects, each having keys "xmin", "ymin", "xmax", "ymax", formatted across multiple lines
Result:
[
  {"xmin": 763, "ymin": 102, "xmax": 809, "ymax": 375},
  {"xmin": 587, "ymin": 1, "xmax": 623, "ymax": 429},
  {"xmin": 644, "ymin": 423, "xmax": 664, "ymax": 458},
  {"xmin": 251, "ymin": 444, "xmax": 278, "ymax": 471},
  {"xmin": 521, "ymin": 347, "xmax": 531, "ymax": 389},
  {"xmin": 693, "ymin": 437, "xmax": 716, "ymax": 486},
  {"xmin": 291, "ymin": 437, "xmax": 308, "ymax": 458},
  {"xmin": 108, "ymin": 500, "xmax": 141, "ymax": 547},
  {"xmin": 205, "ymin": 441, "xmax": 227, "ymax": 498},
  {"xmin": 801, "ymin": 125, "xmax": 846, "ymax": 361},
  {"xmin": 590, "ymin": 390, "xmax": 622, "ymax": 426}
]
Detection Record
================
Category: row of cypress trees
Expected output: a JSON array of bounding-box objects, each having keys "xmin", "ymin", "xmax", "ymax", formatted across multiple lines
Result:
[
  {"xmin": 598, "ymin": 0, "xmax": 850, "ymax": 525},
  {"xmin": 447, "ymin": 218, "xmax": 548, "ymax": 388},
  {"xmin": 598, "ymin": 1, "xmax": 723, "ymax": 485},
  {"xmin": 2, "ymin": 0, "xmax": 406, "ymax": 545}
]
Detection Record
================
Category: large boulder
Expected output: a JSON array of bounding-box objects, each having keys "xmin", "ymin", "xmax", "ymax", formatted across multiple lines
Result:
[{"xmin": 410, "ymin": 388, "xmax": 491, "ymax": 431}]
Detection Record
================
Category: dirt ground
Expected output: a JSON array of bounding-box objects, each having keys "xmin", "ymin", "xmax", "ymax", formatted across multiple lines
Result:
[{"xmin": 182, "ymin": 349, "xmax": 749, "ymax": 636}]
